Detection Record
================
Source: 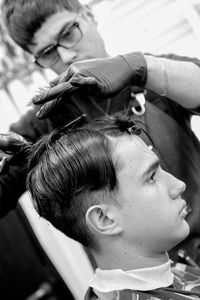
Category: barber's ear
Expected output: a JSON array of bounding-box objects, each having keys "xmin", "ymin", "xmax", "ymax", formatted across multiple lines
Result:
[
  {"xmin": 86, "ymin": 205, "xmax": 122, "ymax": 235},
  {"xmin": 81, "ymin": 5, "xmax": 97, "ymax": 25}
]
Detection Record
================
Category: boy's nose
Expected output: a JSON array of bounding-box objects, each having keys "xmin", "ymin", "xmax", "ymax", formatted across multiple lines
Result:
[{"xmin": 169, "ymin": 175, "xmax": 186, "ymax": 200}]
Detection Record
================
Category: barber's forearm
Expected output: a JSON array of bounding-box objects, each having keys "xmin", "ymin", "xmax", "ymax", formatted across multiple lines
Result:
[{"xmin": 144, "ymin": 55, "xmax": 200, "ymax": 109}]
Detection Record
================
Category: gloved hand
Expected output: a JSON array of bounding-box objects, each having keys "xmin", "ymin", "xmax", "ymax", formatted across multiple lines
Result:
[
  {"xmin": 0, "ymin": 132, "xmax": 28, "ymax": 173},
  {"xmin": 32, "ymin": 52, "xmax": 147, "ymax": 119}
]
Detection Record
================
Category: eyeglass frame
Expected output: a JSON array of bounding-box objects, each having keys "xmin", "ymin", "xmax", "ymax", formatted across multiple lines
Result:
[{"xmin": 33, "ymin": 11, "xmax": 82, "ymax": 68}]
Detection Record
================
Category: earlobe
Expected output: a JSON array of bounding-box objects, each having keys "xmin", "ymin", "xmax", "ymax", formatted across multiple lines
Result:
[{"xmin": 86, "ymin": 205, "xmax": 122, "ymax": 236}]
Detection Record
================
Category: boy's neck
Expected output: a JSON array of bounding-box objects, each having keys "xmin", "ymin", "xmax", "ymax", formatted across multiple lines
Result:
[{"xmin": 92, "ymin": 246, "xmax": 169, "ymax": 271}]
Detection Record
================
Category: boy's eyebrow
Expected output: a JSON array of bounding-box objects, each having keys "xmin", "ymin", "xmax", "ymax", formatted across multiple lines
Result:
[{"xmin": 142, "ymin": 159, "xmax": 160, "ymax": 179}]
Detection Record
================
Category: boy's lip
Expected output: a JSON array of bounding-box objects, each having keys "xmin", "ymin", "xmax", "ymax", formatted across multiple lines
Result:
[{"xmin": 178, "ymin": 200, "xmax": 187, "ymax": 215}]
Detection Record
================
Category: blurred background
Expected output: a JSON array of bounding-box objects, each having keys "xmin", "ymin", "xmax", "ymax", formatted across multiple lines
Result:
[{"xmin": 0, "ymin": 0, "xmax": 200, "ymax": 299}]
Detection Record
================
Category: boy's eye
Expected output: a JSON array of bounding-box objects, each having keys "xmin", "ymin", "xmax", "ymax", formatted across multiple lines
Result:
[{"xmin": 148, "ymin": 171, "xmax": 156, "ymax": 183}]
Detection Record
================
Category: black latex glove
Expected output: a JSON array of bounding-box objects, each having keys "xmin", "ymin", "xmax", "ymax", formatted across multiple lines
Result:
[
  {"xmin": 0, "ymin": 132, "xmax": 28, "ymax": 173},
  {"xmin": 32, "ymin": 52, "xmax": 147, "ymax": 119}
]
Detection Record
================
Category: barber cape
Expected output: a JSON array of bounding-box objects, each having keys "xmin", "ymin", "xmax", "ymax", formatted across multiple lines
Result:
[{"xmin": 84, "ymin": 261, "xmax": 200, "ymax": 300}]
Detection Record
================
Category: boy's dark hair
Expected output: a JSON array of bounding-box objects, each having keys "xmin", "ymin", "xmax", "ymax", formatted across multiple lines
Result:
[
  {"xmin": 1, "ymin": 0, "xmax": 82, "ymax": 52},
  {"xmin": 26, "ymin": 115, "xmax": 147, "ymax": 250}
]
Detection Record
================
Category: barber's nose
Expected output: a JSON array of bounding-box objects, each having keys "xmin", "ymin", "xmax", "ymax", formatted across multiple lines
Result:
[
  {"xmin": 57, "ymin": 47, "xmax": 77, "ymax": 65},
  {"xmin": 168, "ymin": 173, "xmax": 186, "ymax": 200}
]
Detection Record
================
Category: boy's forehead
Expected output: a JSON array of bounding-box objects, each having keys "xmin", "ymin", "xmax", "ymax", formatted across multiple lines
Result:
[
  {"xmin": 112, "ymin": 135, "xmax": 153, "ymax": 154},
  {"xmin": 110, "ymin": 135, "xmax": 156, "ymax": 171}
]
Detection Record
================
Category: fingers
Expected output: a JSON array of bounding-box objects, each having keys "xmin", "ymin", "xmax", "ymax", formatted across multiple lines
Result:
[
  {"xmin": 50, "ymin": 76, "xmax": 61, "ymax": 87},
  {"xmin": 70, "ymin": 76, "xmax": 99, "ymax": 87},
  {"xmin": 70, "ymin": 75, "xmax": 108, "ymax": 98},
  {"xmin": 36, "ymin": 98, "xmax": 62, "ymax": 119},
  {"xmin": 32, "ymin": 82, "xmax": 78, "ymax": 105},
  {"xmin": 35, "ymin": 76, "xmax": 102, "ymax": 119},
  {"xmin": 0, "ymin": 134, "xmax": 12, "ymax": 149},
  {"xmin": 0, "ymin": 133, "xmax": 27, "ymax": 152},
  {"xmin": 50, "ymin": 66, "xmax": 73, "ymax": 87}
]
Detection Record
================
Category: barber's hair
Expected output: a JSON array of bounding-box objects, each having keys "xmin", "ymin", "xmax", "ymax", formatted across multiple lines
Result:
[
  {"xmin": 26, "ymin": 115, "xmax": 145, "ymax": 250},
  {"xmin": 1, "ymin": 0, "xmax": 82, "ymax": 51}
]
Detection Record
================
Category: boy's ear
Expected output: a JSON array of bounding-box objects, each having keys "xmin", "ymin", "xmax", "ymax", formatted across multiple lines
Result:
[
  {"xmin": 81, "ymin": 5, "xmax": 97, "ymax": 25},
  {"xmin": 86, "ymin": 205, "xmax": 122, "ymax": 236}
]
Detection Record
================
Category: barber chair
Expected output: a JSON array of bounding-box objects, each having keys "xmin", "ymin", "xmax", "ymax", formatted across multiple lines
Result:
[{"xmin": 0, "ymin": 201, "xmax": 75, "ymax": 300}]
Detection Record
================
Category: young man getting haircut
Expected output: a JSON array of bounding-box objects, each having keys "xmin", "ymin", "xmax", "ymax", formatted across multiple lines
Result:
[
  {"xmin": 26, "ymin": 115, "xmax": 200, "ymax": 299},
  {"xmin": 1, "ymin": 0, "xmax": 200, "ymax": 265}
]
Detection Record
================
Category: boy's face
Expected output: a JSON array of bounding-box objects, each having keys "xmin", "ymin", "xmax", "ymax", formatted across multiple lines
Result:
[
  {"xmin": 113, "ymin": 135, "xmax": 189, "ymax": 255},
  {"xmin": 28, "ymin": 8, "xmax": 107, "ymax": 74}
]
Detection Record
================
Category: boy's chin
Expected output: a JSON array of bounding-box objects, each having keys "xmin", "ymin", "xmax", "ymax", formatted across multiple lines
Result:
[{"xmin": 172, "ymin": 221, "xmax": 190, "ymax": 250}]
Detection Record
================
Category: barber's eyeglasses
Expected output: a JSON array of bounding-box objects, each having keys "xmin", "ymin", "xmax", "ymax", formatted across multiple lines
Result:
[{"xmin": 34, "ymin": 14, "xmax": 82, "ymax": 68}]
